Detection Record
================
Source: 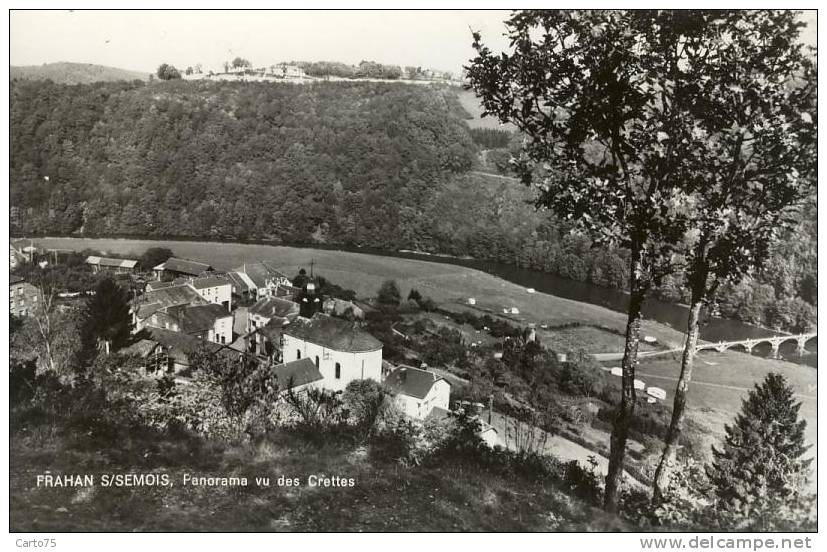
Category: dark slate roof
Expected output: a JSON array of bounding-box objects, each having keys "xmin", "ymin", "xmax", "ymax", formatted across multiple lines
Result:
[
  {"xmin": 155, "ymin": 257, "xmax": 212, "ymax": 276},
  {"xmin": 191, "ymin": 275, "xmax": 232, "ymax": 290},
  {"xmin": 283, "ymin": 313, "xmax": 382, "ymax": 352},
  {"xmin": 120, "ymin": 339, "xmax": 159, "ymax": 358},
  {"xmin": 249, "ymin": 296, "xmax": 299, "ymax": 319},
  {"xmin": 258, "ymin": 319, "xmax": 287, "ymax": 340},
  {"xmin": 226, "ymin": 272, "xmax": 252, "ymax": 293},
  {"xmin": 147, "ymin": 327, "xmax": 224, "ymax": 354},
  {"xmin": 233, "ymin": 261, "xmax": 288, "ymax": 288},
  {"xmin": 271, "ymin": 358, "xmax": 324, "ymax": 390},
  {"xmin": 384, "ymin": 366, "xmax": 448, "ymax": 399},
  {"xmin": 10, "ymin": 274, "xmax": 24, "ymax": 285},
  {"xmin": 146, "ymin": 280, "xmax": 177, "ymax": 291},
  {"xmin": 136, "ymin": 302, "xmax": 164, "ymax": 320},
  {"xmin": 138, "ymin": 284, "xmax": 206, "ymax": 310},
  {"xmin": 180, "ymin": 303, "xmax": 231, "ymax": 333},
  {"xmin": 146, "ymin": 328, "xmax": 238, "ymax": 364}
]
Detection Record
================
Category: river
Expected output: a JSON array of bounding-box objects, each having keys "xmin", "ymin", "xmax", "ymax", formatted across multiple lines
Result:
[
  {"xmin": 22, "ymin": 236, "xmax": 816, "ymax": 367},
  {"xmin": 389, "ymin": 250, "xmax": 816, "ymax": 368}
]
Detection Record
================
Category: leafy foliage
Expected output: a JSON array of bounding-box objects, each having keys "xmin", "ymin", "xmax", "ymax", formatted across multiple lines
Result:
[
  {"xmin": 156, "ymin": 63, "xmax": 181, "ymax": 80},
  {"xmin": 137, "ymin": 247, "xmax": 173, "ymax": 271},
  {"xmin": 376, "ymin": 279, "xmax": 401, "ymax": 306}
]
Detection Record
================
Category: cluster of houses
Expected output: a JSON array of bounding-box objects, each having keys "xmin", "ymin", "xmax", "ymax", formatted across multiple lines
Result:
[
  {"xmin": 128, "ymin": 255, "xmax": 498, "ymax": 440},
  {"xmin": 182, "ymin": 63, "xmax": 309, "ymax": 83},
  {"xmin": 8, "ymin": 244, "xmax": 499, "ymax": 442}
]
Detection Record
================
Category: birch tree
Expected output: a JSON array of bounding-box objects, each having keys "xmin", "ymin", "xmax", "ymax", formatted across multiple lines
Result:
[
  {"xmin": 651, "ymin": 10, "xmax": 816, "ymax": 501},
  {"xmin": 467, "ymin": 10, "xmax": 702, "ymax": 510}
]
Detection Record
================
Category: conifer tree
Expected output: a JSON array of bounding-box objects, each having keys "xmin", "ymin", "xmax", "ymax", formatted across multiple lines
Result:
[
  {"xmin": 706, "ymin": 373, "xmax": 811, "ymax": 520},
  {"xmin": 81, "ymin": 278, "xmax": 132, "ymax": 357}
]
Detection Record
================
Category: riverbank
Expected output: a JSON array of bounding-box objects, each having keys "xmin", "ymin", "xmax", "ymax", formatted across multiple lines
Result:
[{"xmin": 26, "ymin": 236, "xmax": 692, "ymax": 349}]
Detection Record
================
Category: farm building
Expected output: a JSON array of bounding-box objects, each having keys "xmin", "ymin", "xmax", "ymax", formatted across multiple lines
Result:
[
  {"xmin": 85, "ymin": 256, "xmax": 138, "ymax": 274},
  {"xmin": 153, "ymin": 257, "xmax": 213, "ymax": 280}
]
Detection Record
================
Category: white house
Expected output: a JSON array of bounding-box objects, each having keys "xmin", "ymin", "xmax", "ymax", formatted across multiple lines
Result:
[
  {"xmin": 144, "ymin": 303, "xmax": 233, "ymax": 345},
  {"xmin": 233, "ymin": 261, "xmax": 293, "ymax": 299},
  {"xmin": 384, "ymin": 366, "xmax": 451, "ymax": 419},
  {"xmin": 190, "ymin": 275, "xmax": 233, "ymax": 310},
  {"xmin": 246, "ymin": 296, "xmax": 301, "ymax": 358},
  {"xmin": 282, "ymin": 313, "xmax": 383, "ymax": 392}
]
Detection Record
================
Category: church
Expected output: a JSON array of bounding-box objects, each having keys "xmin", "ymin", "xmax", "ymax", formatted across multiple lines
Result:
[{"xmin": 281, "ymin": 313, "xmax": 383, "ymax": 392}]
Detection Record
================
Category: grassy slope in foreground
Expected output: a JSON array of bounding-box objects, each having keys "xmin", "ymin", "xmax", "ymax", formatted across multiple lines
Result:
[{"xmin": 10, "ymin": 428, "xmax": 626, "ymax": 532}]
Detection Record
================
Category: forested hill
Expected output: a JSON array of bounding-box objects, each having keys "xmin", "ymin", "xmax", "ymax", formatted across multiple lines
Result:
[
  {"xmin": 10, "ymin": 79, "xmax": 476, "ymax": 245},
  {"xmin": 9, "ymin": 78, "xmax": 817, "ymax": 331},
  {"xmin": 10, "ymin": 62, "xmax": 149, "ymax": 84}
]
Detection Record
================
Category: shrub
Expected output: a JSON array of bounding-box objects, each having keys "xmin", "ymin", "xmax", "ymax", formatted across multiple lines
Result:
[
  {"xmin": 557, "ymin": 350, "xmax": 607, "ymax": 398},
  {"xmin": 561, "ymin": 456, "xmax": 604, "ymax": 505},
  {"xmin": 341, "ymin": 379, "xmax": 389, "ymax": 440},
  {"xmin": 281, "ymin": 387, "xmax": 349, "ymax": 439}
]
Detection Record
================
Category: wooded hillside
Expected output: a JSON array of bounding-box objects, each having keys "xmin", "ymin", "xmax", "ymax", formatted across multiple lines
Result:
[{"xmin": 10, "ymin": 78, "xmax": 816, "ymax": 331}]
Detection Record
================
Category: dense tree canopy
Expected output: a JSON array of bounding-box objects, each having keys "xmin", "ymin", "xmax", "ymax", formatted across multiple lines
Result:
[
  {"xmin": 9, "ymin": 77, "xmax": 815, "ymax": 332},
  {"xmin": 156, "ymin": 63, "xmax": 181, "ymax": 81}
]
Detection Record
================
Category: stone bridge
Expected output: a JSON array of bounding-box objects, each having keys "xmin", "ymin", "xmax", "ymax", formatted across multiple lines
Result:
[{"xmin": 695, "ymin": 332, "xmax": 817, "ymax": 358}]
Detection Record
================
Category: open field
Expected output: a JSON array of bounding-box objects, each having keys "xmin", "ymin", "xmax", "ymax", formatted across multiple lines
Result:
[
  {"xmin": 29, "ymin": 237, "xmax": 690, "ymax": 349},
  {"xmin": 635, "ymin": 350, "xmax": 817, "ymax": 488},
  {"xmin": 455, "ymin": 89, "xmax": 517, "ymax": 131}
]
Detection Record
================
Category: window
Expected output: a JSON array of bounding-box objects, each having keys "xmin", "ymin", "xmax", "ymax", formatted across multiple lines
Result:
[
  {"xmin": 315, "ymin": 356, "xmax": 319, "ymax": 368},
  {"xmin": 335, "ymin": 363, "xmax": 341, "ymax": 379},
  {"xmin": 18, "ymin": 288, "xmax": 22, "ymax": 295},
  {"xmin": 297, "ymin": 349, "xmax": 301, "ymax": 360},
  {"xmin": 220, "ymin": 335, "xmax": 226, "ymax": 344}
]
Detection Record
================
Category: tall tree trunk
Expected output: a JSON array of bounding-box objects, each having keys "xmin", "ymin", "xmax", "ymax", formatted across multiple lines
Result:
[
  {"xmin": 604, "ymin": 254, "xmax": 646, "ymax": 512},
  {"xmin": 652, "ymin": 291, "xmax": 703, "ymax": 502}
]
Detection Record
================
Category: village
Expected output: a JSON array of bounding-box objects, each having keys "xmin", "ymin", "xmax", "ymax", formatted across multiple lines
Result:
[{"xmin": 11, "ymin": 243, "xmax": 506, "ymax": 448}]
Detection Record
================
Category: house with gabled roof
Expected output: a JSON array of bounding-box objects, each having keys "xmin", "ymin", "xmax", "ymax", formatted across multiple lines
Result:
[
  {"xmin": 232, "ymin": 261, "xmax": 292, "ymax": 299},
  {"xmin": 270, "ymin": 357, "xmax": 324, "ymax": 394},
  {"xmin": 245, "ymin": 296, "xmax": 301, "ymax": 359},
  {"xmin": 10, "ymin": 274, "xmax": 40, "ymax": 317},
  {"xmin": 282, "ymin": 312, "xmax": 383, "ymax": 392},
  {"xmin": 153, "ymin": 257, "xmax": 213, "ymax": 280},
  {"xmin": 85, "ymin": 256, "xmax": 138, "ymax": 274},
  {"xmin": 122, "ymin": 327, "xmax": 240, "ymax": 375},
  {"xmin": 384, "ymin": 365, "xmax": 451, "ymax": 419},
  {"xmin": 189, "ymin": 274, "xmax": 232, "ymax": 310}
]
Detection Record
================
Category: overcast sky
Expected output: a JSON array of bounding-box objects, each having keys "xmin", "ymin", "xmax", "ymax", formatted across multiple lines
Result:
[{"xmin": 10, "ymin": 10, "xmax": 817, "ymax": 76}]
